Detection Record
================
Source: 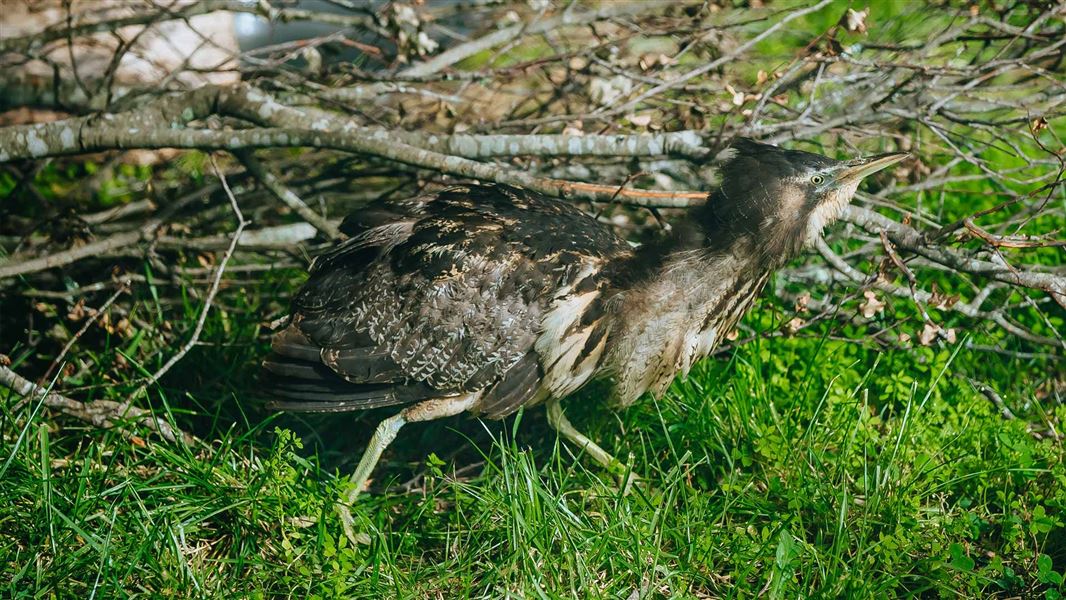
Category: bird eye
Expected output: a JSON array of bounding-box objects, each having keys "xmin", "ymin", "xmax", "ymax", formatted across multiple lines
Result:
[{"xmin": 810, "ymin": 174, "xmax": 825, "ymax": 185}]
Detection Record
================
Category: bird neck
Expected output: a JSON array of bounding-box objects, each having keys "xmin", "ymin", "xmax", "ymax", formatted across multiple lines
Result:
[
  {"xmin": 602, "ymin": 226, "xmax": 771, "ymax": 405},
  {"xmin": 607, "ymin": 197, "xmax": 772, "ymax": 289},
  {"xmin": 599, "ymin": 193, "xmax": 795, "ymax": 405}
]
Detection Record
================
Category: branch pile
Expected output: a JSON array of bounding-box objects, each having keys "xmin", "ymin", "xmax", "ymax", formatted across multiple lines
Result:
[{"xmin": 0, "ymin": 0, "xmax": 1062, "ymax": 438}]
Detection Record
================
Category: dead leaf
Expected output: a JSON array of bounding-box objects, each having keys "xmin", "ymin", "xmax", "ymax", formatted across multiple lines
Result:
[
  {"xmin": 114, "ymin": 318, "xmax": 133, "ymax": 337},
  {"xmin": 627, "ymin": 113, "xmax": 652, "ymax": 127},
  {"xmin": 1031, "ymin": 116, "xmax": 1048, "ymax": 132},
  {"xmin": 795, "ymin": 292, "xmax": 811, "ymax": 313},
  {"xmin": 918, "ymin": 322, "xmax": 940, "ymax": 346},
  {"xmin": 287, "ymin": 516, "xmax": 317, "ymax": 528},
  {"xmin": 589, "ymin": 75, "xmax": 634, "ymax": 107},
  {"xmin": 67, "ymin": 298, "xmax": 88, "ymax": 322},
  {"xmin": 725, "ymin": 329, "xmax": 739, "ymax": 341},
  {"xmin": 724, "ymin": 84, "xmax": 744, "ymax": 107},
  {"xmin": 860, "ymin": 290, "xmax": 885, "ymax": 318},
  {"xmin": 300, "ymin": 46, "xmax": 323, "ymax": 76},
  {"xmin": 929, "ymin": 288, "xmax": 960, "ymax": 310},
  {"xmin": 501, "ymin": 10, "xmax": 521, "ymax": 26},
  {"xmin": 943, "ymin": 328, "xmax": 957, "ymax": 344},
  {"xmin": 843, "ymin": 7, "xmax": 870, "ymax": 34},
  {"xmin": 786, "ymin": 317, "xmax": 805, "ymax": 334},
  {"xmin": 898, "ymin": 332, "xmax": 912, "ymax": 344}
]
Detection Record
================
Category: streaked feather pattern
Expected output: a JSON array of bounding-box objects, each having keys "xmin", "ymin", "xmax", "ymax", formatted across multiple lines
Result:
[
  {"xmin": 264, "ymin": 139, "xmax": 879, "ymax": 422},
  {"xmin": 263, "ymin": 184, "xmax": 632, "ymax": 417}
]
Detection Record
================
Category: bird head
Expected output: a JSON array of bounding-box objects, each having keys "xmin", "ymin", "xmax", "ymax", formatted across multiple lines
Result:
[{"xmin": 699, "ymin": 138, "xmax": 908, "ymax": 266}]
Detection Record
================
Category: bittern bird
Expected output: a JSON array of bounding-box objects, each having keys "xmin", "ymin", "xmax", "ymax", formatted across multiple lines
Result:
[{"xmin": 262, "ymin": 138, "xmax": 906, "ymax": 536}]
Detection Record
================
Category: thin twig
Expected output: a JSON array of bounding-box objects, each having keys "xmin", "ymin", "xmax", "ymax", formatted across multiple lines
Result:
[
  {"xmin": 399, "ymin": 2, "xmax": 664, "ymax": 78},
  {"xmin": 235, "ymin": 150, "xmax": 341, "ymax": 240},
  {"xmin": 966, "ymin": 376, "xmax": 1016, "ymax": 420},
  {"xmin": 37, "ymin": 279, "xmax": 130, "ymax": 385},
  {"xmin": 129, "ymin": 156, "xmax": 248, "ymax": 400}
]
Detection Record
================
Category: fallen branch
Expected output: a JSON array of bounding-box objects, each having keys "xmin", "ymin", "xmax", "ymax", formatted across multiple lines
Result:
[
  {"xmin": 0, "ymin": 364, "xmax": 193, "ymax": 444},
  {"xmin": 0, "ymin": 85, "xmax": 710, "ymax": 207},
  {"xmin": 841, "ymin": 205, "xmax": 1066, "ymax": 311},
  {"xmin": 0, "ymin": 184, "xmax": 218, "ymax": 280}
]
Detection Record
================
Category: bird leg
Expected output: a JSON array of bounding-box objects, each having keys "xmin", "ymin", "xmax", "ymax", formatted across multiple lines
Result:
[
  {"xmin": 337, "ymin": 393, "xmax": 480, "ymax": 546},
  {"xmin": 545, "ymin": 398, "xmax": 638, "ymax": 492}
]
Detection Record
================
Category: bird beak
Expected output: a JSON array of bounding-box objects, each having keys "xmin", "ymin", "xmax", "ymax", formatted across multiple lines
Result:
[{"xmin": 837, "ymin": 152, "xmax": 909, "ymax": 184}]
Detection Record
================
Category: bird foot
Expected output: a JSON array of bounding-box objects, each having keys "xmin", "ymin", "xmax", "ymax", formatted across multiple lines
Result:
[
  {"xmin": 546, "ymin": 399, "xmax": 642, "ymax": 493},
  {"xmin": 336, "ymin": 503, "xmax": 372, "ymax": 546}
]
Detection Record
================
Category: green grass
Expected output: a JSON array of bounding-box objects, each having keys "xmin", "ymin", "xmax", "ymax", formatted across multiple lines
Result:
[
  {"xmin": 2, "ymin": 2, "xmax": 1064, "ymax": 597},
  {"xmin": 2, "ymin": 289, "xmax": 1063, "ymax": 598}
]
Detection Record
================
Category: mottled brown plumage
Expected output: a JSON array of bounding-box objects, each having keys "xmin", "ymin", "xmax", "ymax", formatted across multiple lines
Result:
[
  {"xmin": 260, "ymin": 138, "xmax": 906, "ymax": 538},
  {"xmin": 264, "ymin": 184, "xmax": 631, "ymax": 417}
]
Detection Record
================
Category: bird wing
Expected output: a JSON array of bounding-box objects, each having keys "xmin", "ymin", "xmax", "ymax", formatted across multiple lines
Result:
[{"xmin": 263, "ymin": 184, "xmax": 631, "ymax": 417}]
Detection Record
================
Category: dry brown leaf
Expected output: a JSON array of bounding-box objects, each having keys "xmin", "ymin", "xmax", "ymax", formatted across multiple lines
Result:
[
  {"xmin": 67, "ymin": 298, "xmax": 88, "ymax": 322},
  {"xmin": 627, "ymin": 113, "xmax": 653, "ymax": 127},
  {"xmin": 568, "ymin": 56, "xmax": 588, "ymax": 71},
  {"xmin": 860, "ymin": 290, "xmax": 885, "ymax": 318},
  {"xmin": 724, "ymin": 84, "xmax": 744, "ymax": 107},
  {"xmin": 843, "ymin": 8, "xmax": 870, "ymax": 34},
  {"xmin": 919, "ymin": 322, "xmax": 940, "ymax": 346},
  {"xmin": 929, "ymin": 288, "xmax": 960, "ymax": 310}
]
